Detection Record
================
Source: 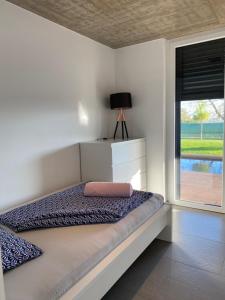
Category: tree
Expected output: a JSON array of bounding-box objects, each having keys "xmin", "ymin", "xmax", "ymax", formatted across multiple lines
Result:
[
  {"xmin": 207, "ymin": 100, "xmax": 224, "ymax": 120},
  {"xmin": 181, "ymin": 108, "xmax": 192, "ymax": 122},
  {"xmin": 193, "ymin": 101, "xmax": 210, "ymax": 122}
]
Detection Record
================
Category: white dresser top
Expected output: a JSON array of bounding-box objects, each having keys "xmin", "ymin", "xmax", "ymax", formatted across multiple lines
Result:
[{"xmin": 81, "ymin": 138, "xmax": 145, "ymax": 145}]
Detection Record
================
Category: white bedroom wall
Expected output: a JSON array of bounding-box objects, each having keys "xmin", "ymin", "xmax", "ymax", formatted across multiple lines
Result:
[
  {"xmin": 114, "ymin": 39, "xmax": 167, "ymax": 196},
  {"xmin": 0, "ymin": 1, "xmax": 115, "ymax": 210}
]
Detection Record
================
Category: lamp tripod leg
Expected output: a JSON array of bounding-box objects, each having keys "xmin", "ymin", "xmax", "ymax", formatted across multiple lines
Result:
[
  {"xmin": 123, "ymin": 121, "xmax": 129, "ymax": 138},
  {"xmin": 113, "ymin": 121, "xmax": 119, "ymax": 139},
  {"xmin": 121, "ymin": 121, "xmax": 124, "ymax": 139}
]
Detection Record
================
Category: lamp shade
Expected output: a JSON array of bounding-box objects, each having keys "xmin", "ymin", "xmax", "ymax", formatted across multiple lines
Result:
[{"xmin": 110, "ymin": 93, "xmax": 132, "ymax": 110}]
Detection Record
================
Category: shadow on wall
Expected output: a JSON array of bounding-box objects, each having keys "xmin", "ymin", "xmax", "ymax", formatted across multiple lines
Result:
[{"xmin": 39, "ymin": 144, "xmax": 80, "ymax": 197}]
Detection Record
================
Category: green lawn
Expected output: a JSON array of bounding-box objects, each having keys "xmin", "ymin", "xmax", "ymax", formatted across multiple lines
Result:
[{"xmin": 181, "ymin": 139, "xmax": 223, "ymax": 156}]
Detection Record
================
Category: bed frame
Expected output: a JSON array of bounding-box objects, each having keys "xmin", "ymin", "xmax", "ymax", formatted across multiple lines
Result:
[
  {"xmin": 0, "ymin": 187, "xmax": 172, "ymax": 300},
  {"xmin": 60, "ymin": 203, "xmax": 172, "ymax": 300}
]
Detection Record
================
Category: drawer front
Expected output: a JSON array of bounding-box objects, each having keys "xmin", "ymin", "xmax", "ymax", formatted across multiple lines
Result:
[
  {"xmin": 112, "ymin": 157, "xmax": 146, "ymax": 181},
  {"xmin": 111, "ymin": 140, "xmax": 145, "ymax": 166},
  {"xmin": 113, "ymin": 163, "xmax": 146, "ymax": 191},
  {"xmin": 131, "ymin": 172, "xmax": 146, "ymax": 190}
]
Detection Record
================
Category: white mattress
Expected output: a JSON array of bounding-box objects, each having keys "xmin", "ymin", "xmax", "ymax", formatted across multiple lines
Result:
[{"xmin": 4, "ymin": 194, "xmax": 163, "ymax": 300}]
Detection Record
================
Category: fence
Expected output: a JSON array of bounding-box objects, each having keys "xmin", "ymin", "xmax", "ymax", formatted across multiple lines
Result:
[{"xmin": 181, "ymin": 122, "xmax": 224, "ymax": 139}]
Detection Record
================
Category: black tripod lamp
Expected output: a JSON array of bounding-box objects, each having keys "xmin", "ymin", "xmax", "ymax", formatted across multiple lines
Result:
[{"xmin": 110, "ymin": 93, "xmax": 132, "ymax": 139}]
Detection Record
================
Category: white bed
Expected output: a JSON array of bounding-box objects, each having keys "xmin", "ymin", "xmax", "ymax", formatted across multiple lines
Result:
[
  {"xmin": 60, "ymin": 203, "xmax": 171, "ymax": 300},
  {"xmin": 0, "ymin": 186, "xmax": 172, "ymax": 300}
]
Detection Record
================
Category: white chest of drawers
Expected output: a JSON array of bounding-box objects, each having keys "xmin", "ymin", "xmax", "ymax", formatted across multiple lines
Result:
[{"xmin": 80, "ymin": 138, "xmax": 147, "ymax": 191}]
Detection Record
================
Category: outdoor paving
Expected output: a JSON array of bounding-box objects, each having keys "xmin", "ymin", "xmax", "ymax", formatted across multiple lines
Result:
[{"xmin": 180, "ymin": 171, "xmax": 222, "ymax": 206}]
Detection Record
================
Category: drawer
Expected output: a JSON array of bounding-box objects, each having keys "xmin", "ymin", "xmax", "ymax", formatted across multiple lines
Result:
[
  {"xmin": 112, "ymin": 157, "xmax": 146, "ymax": 181},
  {"xmin": 131, "ymin": 172, "xmax": 146, "ymax": 190},
  {"xmin": 111, "ymin": 140, "xmax": 145, "ymax": 165},
  {"xmin": 113, "ymin": 170, "xmax": 146, "ymax": 191}
]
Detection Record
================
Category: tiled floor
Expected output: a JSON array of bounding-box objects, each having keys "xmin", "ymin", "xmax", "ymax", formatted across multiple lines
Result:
[
  {"xmin": 103, "ymin": 206, "xmax": 225, "ymax": 300},
  {"xmin": 180, "ymin": 171, "xmax": 222, "ymax": 206}
]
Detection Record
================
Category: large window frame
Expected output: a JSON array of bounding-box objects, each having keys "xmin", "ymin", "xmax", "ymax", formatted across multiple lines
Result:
[{"xmin": 166, "ymin": 33, "xmax": 225, "ymax": 213}]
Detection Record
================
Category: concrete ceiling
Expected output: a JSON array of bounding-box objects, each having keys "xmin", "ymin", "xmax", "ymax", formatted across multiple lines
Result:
[{"xmin": 6, "ymin": 0, "xmax": 225, "ymax": 48}]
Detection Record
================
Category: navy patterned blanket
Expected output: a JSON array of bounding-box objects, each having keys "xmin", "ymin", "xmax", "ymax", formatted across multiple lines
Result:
[{"xmin": 0, "ymin": 183, "xmax": 153, "ymax": 232}]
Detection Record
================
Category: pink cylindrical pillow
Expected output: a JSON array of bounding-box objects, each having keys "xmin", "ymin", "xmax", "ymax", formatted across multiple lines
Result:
[{"xmin": 84, "ymin": 182, "xmax": 133, "ymax": 198}]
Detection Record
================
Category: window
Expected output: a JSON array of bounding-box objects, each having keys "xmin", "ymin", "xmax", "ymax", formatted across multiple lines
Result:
[{"xmin": 176, "ymin": 39, "xmax": 225, "ymax": 207}]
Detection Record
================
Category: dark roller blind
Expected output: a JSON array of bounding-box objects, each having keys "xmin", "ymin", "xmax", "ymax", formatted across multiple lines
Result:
[{"xmin": 176, "ymin": 38, "xmax": 225, "ymax": 101}]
